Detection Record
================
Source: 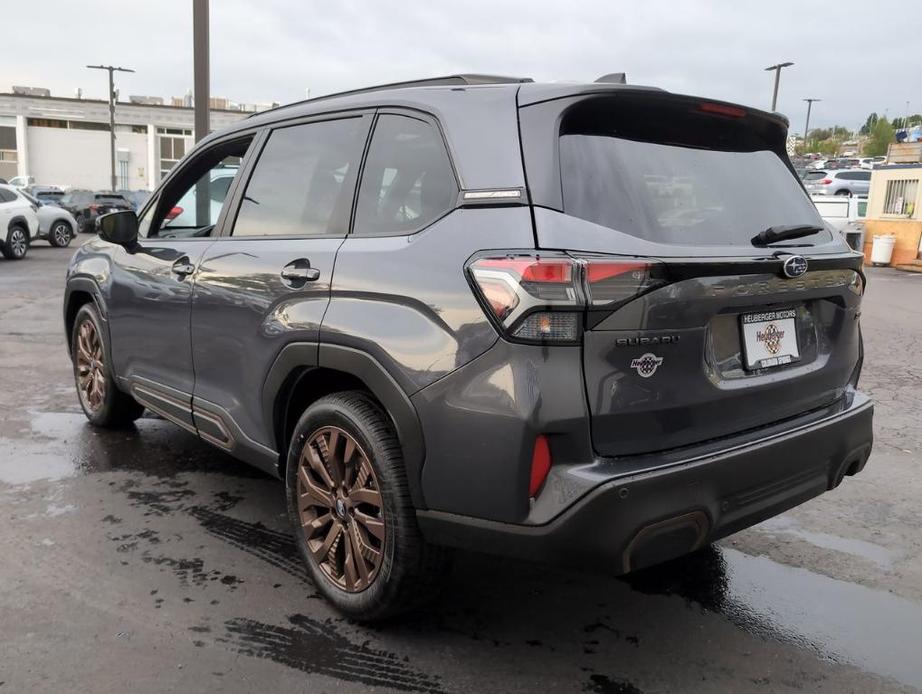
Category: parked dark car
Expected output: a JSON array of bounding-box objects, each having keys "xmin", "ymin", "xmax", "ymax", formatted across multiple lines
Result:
[
  {"xmin": 63, "ymin": 74, "xmax": 873, "ymax": 621},
  {"xmin": 116, "ymin": 189, "xmax": 152, "ymax": 211},
  {"xmin": 60, "ymin": 190, "xmax": 134, "ymax": 232}
]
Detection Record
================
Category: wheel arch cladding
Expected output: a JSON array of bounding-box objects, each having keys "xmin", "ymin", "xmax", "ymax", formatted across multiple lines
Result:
[{"xmin": 265, "ymin": 342, "xmax": 427, "ymax": 508}]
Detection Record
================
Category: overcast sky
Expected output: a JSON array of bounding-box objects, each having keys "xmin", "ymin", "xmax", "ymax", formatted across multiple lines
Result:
[{"xmin": 4, "ymin": 1, "xmax": 919, "ymax": 133}]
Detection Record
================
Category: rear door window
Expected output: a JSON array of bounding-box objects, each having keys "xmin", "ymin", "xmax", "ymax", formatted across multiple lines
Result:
[
  {"xmin": 353, "ymin": 114, "xmax": 457, "ymax": 236},
  {"xmin": 558, "ymin": 98, "xmax": 828, "ymax": 246},
  {"xmin": 231, "ymin": 117, "xmax": 367, "ymax": 238}
]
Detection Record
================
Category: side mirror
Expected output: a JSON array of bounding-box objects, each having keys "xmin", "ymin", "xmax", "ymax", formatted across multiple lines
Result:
[{"xmin": 97, "ymin": 210, "xmax": 139, "ymax": 246}]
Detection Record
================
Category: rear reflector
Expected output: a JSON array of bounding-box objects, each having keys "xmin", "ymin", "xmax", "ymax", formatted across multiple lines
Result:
[{"xmin": 529, "ymin": 435, "xmax": 552, "ymax": 497}]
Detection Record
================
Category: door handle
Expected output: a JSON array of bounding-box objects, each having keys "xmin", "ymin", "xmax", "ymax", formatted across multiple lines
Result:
[
  {"xmin": 280, "ymin": 260, "xmax": 320, "ymax": 284},
  {"xmin": 171, "ymin": 257, "xmax": 196, "ymax": 277}
]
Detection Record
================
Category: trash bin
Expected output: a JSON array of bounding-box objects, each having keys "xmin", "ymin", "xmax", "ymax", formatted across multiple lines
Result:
[{"xmin": 870, "ymin": 234, "xmax": 896, "ymax": 266}]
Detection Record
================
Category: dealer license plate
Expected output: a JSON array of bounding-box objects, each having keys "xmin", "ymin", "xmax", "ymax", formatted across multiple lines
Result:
[{"xmin": 741, "ymin": 309, "xmax": 800, "ymax": 370}]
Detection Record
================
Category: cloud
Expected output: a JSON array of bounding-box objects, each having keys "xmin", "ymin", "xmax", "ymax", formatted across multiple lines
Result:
[{"xmin": 4, "ymin": 0, "xmax": 919, "ymax": 130}]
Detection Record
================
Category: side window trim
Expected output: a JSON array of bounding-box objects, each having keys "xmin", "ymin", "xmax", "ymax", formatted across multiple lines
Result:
[
  {"xmin": 141, "ymin": 130, "xmax": 264, "ymax": 242},
  {"xmin": 349, "ymin": 107, "xmax": 461, "ymax": 238},
  {"xmin": 217, "ymin": 111, "xmax": 374, "ymax": 240}
]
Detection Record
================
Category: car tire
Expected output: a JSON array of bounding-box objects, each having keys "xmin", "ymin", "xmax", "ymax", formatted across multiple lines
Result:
[
  {"xmin": 71, "ymin": 303, "xmax": 145, "ymax": 428},
  {"xmin": 286, "ymin": 390, "xmax": 450, "ymax": 621},
  {"xmin": 1, "ymin": 224, "xmax": 29, "ymax": 260},
  {"xmin": 49, "ymin": 220, "xmax": 74, "ymax": 248},
  {"xmin": 75, "ymin": 214, "xmax": 88, "ymax": 233},
  {"xmin": 835, "ymin": 190, "xmax": 851, "ymax": 196}
]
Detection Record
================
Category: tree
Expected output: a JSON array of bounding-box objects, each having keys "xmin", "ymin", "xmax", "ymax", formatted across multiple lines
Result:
[
  {"xmin": 864, "ymin": 117, "xmax": 895, "ymax": 156},
  {"xmin": 893, "ymin": 114, "xmax": 922, "ymax": 130},
  {"xmin": 859, "ymin": 112, "xmax": 879, "ymax": 136}
]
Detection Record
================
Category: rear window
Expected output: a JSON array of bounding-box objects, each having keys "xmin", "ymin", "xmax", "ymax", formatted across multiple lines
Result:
[
  {"xmin": 95, "ymin": 194, "xmax": 127, "ymax": 202},
  {"xmin": 804, "ymin": 171, "xmax": 827, "ymax": 181},
  {"xmin": 559, "ymin": 97, "xmax": 827, "ymax": 246}
]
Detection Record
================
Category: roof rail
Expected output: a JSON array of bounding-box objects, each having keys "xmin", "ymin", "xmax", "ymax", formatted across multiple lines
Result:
[{"xmin": 247, "ymin": 74, "xmax": 533, "ymax": 118}]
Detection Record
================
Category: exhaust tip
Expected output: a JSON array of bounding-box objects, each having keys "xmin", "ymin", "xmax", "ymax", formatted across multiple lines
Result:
[{"xmin": 622, "ymin": 511, "xmax": 710, "ymax": 573}]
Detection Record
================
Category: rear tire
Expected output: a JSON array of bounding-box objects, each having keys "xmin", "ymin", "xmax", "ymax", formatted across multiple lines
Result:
[
  {"xmin": 49, "ymin": 220, "xmax": 73, "ymax": 248},
  {"xmin": 1, "ymin": 224, "xmax": 29, "ymax": 259},
  {"xmin": 835, "ymin": 189, "xmax": 851, "ymax": 196},
  {"xmin": 286, "ymin": 390, "xmax": 450, "ymax": 621},
  {"xmin": 71, "ymin": 303, "xmax": 145, "ymax": 427}
]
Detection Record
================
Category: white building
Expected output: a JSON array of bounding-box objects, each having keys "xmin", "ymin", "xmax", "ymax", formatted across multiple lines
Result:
[{"xmin": 0, "ymin": 91, "xmax": 271, "ymax": 190}]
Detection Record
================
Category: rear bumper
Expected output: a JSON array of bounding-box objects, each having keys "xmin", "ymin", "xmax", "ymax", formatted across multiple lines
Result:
[{"xmin": 418, "ymin": 391, "xmax": 873, "ymax": 573}]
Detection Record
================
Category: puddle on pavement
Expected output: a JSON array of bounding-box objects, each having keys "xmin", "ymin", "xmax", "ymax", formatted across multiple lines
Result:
[
  {"xmin": 626, "ymin": 546, "xmax": 922, "ymax": 688},
  {"xmin": 0, "ymin": 411, "xmax": 266, "ymax": 484},
  {"xmin": 755, "ymin": 515, "xmax": 897, "ymax": 569}
]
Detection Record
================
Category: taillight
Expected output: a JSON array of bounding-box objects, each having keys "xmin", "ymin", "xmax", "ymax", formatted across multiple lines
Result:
[
  {"xmin": 88, "ymin": 203, "xmax": 98, "ymax": 213},
  {"xmin": 819, "ymin": 178, "xmax": 832, "ymax": 185},
  {"xmin": 467, "ymin": 253, "xmax": 664, "ymax": 344},
  {"xmin": 165, "ymin": 206, "xmax": 183, "ymax": 220}
]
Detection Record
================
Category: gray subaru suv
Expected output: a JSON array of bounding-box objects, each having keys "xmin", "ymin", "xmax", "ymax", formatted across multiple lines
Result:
[{"xmin": 63, "ymin": 75, "xmax": 873, "ymax": 620}]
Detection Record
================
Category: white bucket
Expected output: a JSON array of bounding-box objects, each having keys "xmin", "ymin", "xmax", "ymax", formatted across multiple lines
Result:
[{"xmin": 871, "ymin": 235, "xmax": 896, "ymax": 265}]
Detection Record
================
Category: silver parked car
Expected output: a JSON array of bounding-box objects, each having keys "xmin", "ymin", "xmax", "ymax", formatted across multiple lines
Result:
[
  {"xmin": 20, "ymin": 191, "xmax": 78, "ymax": 247},
  {"xmin": 804, "ymin": 168, "xmax": 871, "ymax": 197}
]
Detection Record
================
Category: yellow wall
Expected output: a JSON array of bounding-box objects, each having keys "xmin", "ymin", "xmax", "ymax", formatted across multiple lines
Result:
[
  {"xmin": 867, "ymin": 166, "xmax": 922, "ymax": 219},
  {"xmin": 863, "ymin": 219, "xmax": 922, "ymax": 266}
]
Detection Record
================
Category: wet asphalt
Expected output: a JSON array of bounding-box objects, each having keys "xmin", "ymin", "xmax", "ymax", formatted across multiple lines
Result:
[{"xmin": 1, "ymin": 242, "xmax": 921, "ymax": 693}]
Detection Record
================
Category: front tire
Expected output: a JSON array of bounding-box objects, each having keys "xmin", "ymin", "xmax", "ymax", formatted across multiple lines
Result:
[
  {"xmin": 286, "ymin": 391, "xmax": 449, "ymax": 621},
  {"xmin": 71, "ymin": 303, "xmax": 145, "ymax": 427},
  {"xmin": 1, "ymin": 225, "xmax": 29, "ymax": 259},
  {"xmin": 49, "ymin": 220, "xmax": 73, "ymax": 247}
]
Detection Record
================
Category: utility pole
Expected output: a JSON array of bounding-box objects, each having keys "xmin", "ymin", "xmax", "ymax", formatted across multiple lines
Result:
[
  {"xmin": 802, "ymin": 98, "xmax": 820, "ymax": 154},
  {"xmin": 192, "ymin": 0, "xmax": 211, "ymax": 227},
  {"xmin": 765, "ymin": 62, "xmax": 794, "ymax": 112},
  {"xmin": 86, "ymin": 64, "xmax": 134, "ymax": 191},
  {"xmin": 193, "ymin": 0, "xmax": 210, "ymax": 143}
]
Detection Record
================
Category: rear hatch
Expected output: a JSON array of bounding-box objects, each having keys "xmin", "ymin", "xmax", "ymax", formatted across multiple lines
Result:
[{"xmin": 519, "ymin": 90, "xmax": 864, "ymax": 457}]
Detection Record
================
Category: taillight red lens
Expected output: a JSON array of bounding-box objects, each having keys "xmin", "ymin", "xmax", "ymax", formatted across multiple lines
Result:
[
  {"xmin": 475, "ymin": 258, "xmax": 573, "ymax": 283},
  {"xmin": 88, "ymin": 204, "xmax": 98, "ymax": 213},
  {"xmin": 819, "ymin": 178, "xmax": 832, "ymax": 185},
  {"xmin": 529, "ymin": 435, "xmax": 552, "ymax": 497},
  {"xmin": 166, "ymin": 205, "xmax": 183, "ymax": 220},
  {"xmin": 477, "ymin": 276, "xmax": 519, "ymax": 320}
]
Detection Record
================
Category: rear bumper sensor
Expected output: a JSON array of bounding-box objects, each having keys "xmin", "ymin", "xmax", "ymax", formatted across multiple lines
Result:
[{"xmin": 416, "ymin": 392, "xmax": 873, "ymax": 574}]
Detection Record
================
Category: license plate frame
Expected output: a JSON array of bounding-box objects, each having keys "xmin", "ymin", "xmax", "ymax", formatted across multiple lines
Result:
[{"xmin": 740, "ymin": 308, "xmax": 800, "ymax": 370}]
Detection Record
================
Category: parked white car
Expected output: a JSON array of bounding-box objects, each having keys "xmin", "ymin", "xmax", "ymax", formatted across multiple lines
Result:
[
  {"xmin": 0, "ymin": 183, "xmax": 39, "ymax": 259},
  {"xmin": 21, "ymin": 191, "xmax": 78, "ymax": 247}
]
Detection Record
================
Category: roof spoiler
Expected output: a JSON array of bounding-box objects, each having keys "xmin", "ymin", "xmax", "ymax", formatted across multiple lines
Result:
[{"xmin": 595, "ymin": 73, "xmax": 627, "ymax": 84}]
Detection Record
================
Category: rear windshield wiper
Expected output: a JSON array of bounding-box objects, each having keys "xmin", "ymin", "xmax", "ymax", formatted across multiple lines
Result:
[{"xmin": 751, "ymin": 224, "xmax": 824, "ymax": 247}]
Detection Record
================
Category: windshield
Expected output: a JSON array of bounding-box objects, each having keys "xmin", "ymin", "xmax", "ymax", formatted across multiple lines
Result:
[{"xmin": 560, "ymin": 136, "xmax": 828, "ymax": 246}]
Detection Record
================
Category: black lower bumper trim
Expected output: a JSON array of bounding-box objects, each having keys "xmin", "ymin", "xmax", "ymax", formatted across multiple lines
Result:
[{"xmin": 417, "ymin": 393, "xmax": 873, "ymax": 574}]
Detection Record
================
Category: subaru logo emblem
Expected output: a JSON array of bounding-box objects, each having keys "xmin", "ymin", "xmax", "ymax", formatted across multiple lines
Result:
[{"xmin": 781, "ymin": 255, "xmax": 808, "ymax": 278}]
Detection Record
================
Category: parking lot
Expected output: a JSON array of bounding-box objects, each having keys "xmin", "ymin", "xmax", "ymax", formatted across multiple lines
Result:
[{"xmin": 1, "ymin": 244, "xmax": 921, "ymax": 693}]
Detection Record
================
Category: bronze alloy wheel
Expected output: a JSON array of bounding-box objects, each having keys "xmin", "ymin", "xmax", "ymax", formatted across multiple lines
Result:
[
  {"xmin": 297, "ymin": 426, "xmax": 386, "ymax": 592},
  {"xmin": 75, "ymin": 319, "xmax": 107, "ymax": 412}
]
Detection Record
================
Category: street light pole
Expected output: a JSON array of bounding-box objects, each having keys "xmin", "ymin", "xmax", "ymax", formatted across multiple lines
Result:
[
  {"xmin": 86, "ymin": 64, "xmax": 134, "ymax": 191},
  {"xmin": 802, "ymin": 98, "xmax": 820, "ymax": 154},
  {"xmin": 765, "ymin": 62, "xmax": 794, "ymax": 112},
  {"xmin": 193, "ymin": 0, "xmax": 210, "ymax": 143}
]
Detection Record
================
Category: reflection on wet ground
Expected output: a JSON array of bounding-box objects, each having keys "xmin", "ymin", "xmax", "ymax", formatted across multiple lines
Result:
[
  {"xmin": 4, "ymin": 411, "xmax": 922, "ymax": 690},
  {"xmin": 0, "ymin": 411, "xmax": 266, "ymax": 484}
]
